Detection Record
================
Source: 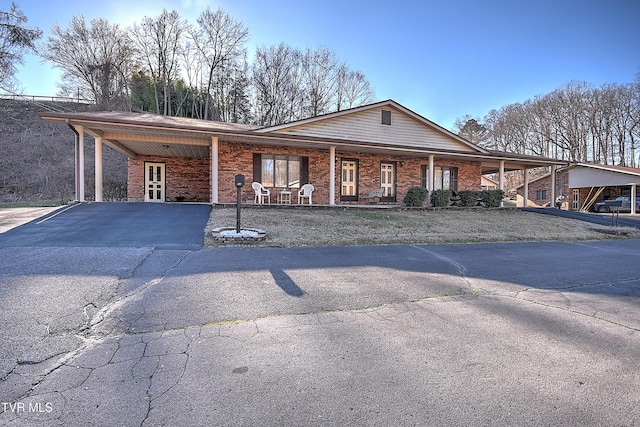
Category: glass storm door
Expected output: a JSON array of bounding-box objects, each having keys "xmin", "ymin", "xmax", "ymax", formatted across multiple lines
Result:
[
  {"xmin": 341, "ymin": 160, "xmax": 358, "ymax": 200},
  {"xmin": 145, "ymin": 163, "xmax": 165, "ymax": 202},
  {"xmin": 381, "ymin": 162, "xmax": 395, "ymax": 198}
]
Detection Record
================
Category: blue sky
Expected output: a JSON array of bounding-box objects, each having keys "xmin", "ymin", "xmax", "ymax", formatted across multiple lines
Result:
[{"xmin": 11, "ymin": 0, "xmax": 640, "ymax": 130}]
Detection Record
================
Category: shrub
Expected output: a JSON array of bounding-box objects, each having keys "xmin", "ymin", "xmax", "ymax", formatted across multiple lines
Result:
[
  {"xmin": 403, "ymin": 186, "xmax": 429, "ymax": 207},
  {"xmin": 104, "ymin": 179, "xmax": 128, "ymax": 201},
  {"xmin": 431, "ymin": 189, "xmax": 452, "ymax": 207},
  {"xmin": 481, "ymin": 189, "xmax": 505, "ymax": 207},
  {"xmin": 458, "ymin": 190, "xmax": 481, "ymax": 207}
]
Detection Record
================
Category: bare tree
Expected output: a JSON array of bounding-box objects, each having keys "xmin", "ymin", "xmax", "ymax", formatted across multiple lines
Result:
[
  {"xmin": 630, "ymin": 72, "xmax": 640, "ymax": 167},
  {"xmin": 252, "ymin": 43, "xmax": 303, "ymax": 126},
  {"xmin": 189, "ymin": 7, "xmax": 248, "ymax": 120},
  {"xmin": 130, "ymin": 9, "xmax": 186, "ymax": 115},
  {"xmin": 0, "ymin": 2, "xmax": 41, "ymax": 88},
  {"xmin": 335, "ymin": 66, "xmax": 375, "ymax": 111},
  {"xmin": 302, "ymin": 46, "xmax": 339, "ymax": 117},
  {"xmin": 40, "ymin": 16, "xmax": 135, "ymax": 111},
  {"xmin": 179, "ymin": 40, "xmax": 207, "ymax": 119},
  {"xmin": 609, "ymin": 83, "xmax": 639, "ymax": 166},
  {"xmin": 482, "ymin": 79, "xmax": 639, "ymax": 168},
  {"xmin": 454, "ymin": 115, "xmax": 488, "ymax": 145}
]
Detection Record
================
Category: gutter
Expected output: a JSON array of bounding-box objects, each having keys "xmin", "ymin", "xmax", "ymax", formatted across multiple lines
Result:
[{"xmin": 66, "ymin": 118, "xmax": 79, "ymax": 137}]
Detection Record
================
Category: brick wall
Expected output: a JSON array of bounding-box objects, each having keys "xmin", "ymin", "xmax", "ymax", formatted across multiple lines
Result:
[
  {"xmin": 128, "ymin": 156, "xmax": 210, "ymax": 202},
  {"xmin": 517, "ymin": 176, "xmax": 552, "ymax": 207},
  {"xmin": 232, "ymin": 144, "xmax": 483, "ymax": 204},
  {"xmin": 128, "ymin": 142, "xmax": 486, "ymax": 204}
]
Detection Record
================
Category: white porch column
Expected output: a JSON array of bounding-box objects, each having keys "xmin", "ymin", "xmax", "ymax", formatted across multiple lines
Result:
[
  {"xmin": 499, "ymin": 160, "xmax": 505, "ymax": 207},
  {"xmin": 523, "ymin": 168, "xmax": 529, "ymax": 208},
  {"xmin": 631, "ymin": 184, "xmax": 637, "ymax": 215},
  {"xmin": 74, "ymin": 132, "xmax": 80, "ymax": 201},
  {"xmin": 550, "ymin": 164, "xmax": 557, "ymax": 208},
  {"xmin": 77, "ymin": 125, "xmax": 85, "ymax": 202},
  {"xmin": 211, "ymin": 137, "xmax": 219, "ymax": 204},
  {"xmin": 428, "ymin": 155, "xmax": 435, "ymax": 206},
  {"xmin": 329, "ymin": 146, "xmax": 336, "ymax": 205},
  {"xmin": 95, "ymin": 136, "xmax": 103, "ymax": 202}
]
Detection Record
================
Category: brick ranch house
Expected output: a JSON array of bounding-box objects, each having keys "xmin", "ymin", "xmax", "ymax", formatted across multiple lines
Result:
[
  {"xmin": 515, "ymin": 163, "xmax": 640, "ymax": 214},
  {"xmin": 39, "ymin": 100, "xmax": 566, "ymax": 205}
]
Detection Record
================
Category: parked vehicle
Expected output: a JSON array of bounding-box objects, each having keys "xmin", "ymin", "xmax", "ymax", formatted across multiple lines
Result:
[{"xmin": 593, "ymin": 196, "xmax": 640, "ymax": 213}]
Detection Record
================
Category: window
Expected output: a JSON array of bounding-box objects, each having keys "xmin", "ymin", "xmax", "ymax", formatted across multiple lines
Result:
[
  {"xmin": 260, "ymin": 155, "xmax": 301, "ymax": 188},
  {"xmin": 536, "ymin": 190, "xmax": 547, "ymax": 200},
  {"xmin": 381, "ymin": 110, "xmax": 391, "ymax": 125},
  {"xmin": 420, "ymin": 165, "xmax": 458, "ymax": 192}
]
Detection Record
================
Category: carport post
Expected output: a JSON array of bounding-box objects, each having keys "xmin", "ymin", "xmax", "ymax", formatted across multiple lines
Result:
[
  {"xmin": 77, "ymin": 125, "xmax": 85, "ymax": 202},
  {"xmin": 428, "ymin": 155, "xmax": 434, "ymax": 206},
  {"xmin": 329, "ymin": 146, "xmax": 336, "ymax": 205},
  {"xmin": 499, "ymin": 160, "xmax": 505, "ymax": 207},
  {"xmin": 95, "ymin": 136, "xmax": 103, "ymax": 202},
  {"xmin": 211, "ymin": 137, "xmax": 219, "ymax": 204},
  {"xmin": 632, "ymin": 184, "xmax": 637, "ymax": 215},
  {"xmin": 550, "ymin": 164, "xmax": 557, "ymax": 208},
  {"xmin": 523, "ymin": 168, "xmax": 529, "ymax": 208}
]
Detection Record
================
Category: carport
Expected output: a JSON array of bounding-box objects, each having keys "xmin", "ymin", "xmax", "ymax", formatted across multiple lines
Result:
[
  {"xmin": 567, "ymin": 163, "xmax": 640, "ymax": 214},
  {"xmin": 37, "ymin": 111, "xmax": 259, "ymax": 203},
  {"xmin": 516, "ymin": 163, "xmax": 640, "ymax": 213}
]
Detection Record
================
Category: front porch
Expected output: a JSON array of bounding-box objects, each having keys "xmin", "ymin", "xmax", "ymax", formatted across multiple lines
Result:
[{"xmin": 38, "ymin": 105, "xmax": 567, "ymax": 207}]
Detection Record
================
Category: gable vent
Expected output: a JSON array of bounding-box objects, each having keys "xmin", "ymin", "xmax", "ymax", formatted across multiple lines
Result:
[{"xmin": 381, "ymin": 110, "xmax": 391, "ymax": 125}]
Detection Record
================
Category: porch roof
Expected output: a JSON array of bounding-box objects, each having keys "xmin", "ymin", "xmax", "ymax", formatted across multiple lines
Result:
[{"xmin": 38, "ymin": 110, "xmax": 567, "ymax": 172}]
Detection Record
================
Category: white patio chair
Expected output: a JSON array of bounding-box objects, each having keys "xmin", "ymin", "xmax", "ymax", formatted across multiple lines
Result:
[
  {"xmin": 252, "ymin": 182, "xmax": 270, "ymax": 204},
  {"xmin": 298, "ymin": 184, "xmax": 314, "ymax": 205}
]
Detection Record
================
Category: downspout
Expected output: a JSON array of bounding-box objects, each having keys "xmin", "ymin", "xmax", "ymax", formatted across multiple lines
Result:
[{"xmin": 66, "ymin": 119, "xmax": 80, "ymax": 202}]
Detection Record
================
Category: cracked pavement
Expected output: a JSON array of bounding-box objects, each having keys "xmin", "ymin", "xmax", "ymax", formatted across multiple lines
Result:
[{"xmin": 1, "ymin": 237, "xmax": 639, "ymax": 426}]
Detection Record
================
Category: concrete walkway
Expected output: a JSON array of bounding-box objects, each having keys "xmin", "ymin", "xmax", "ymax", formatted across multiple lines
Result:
[{"xmin": 0, "ymin": 205, "xmax": 65, "ymax": 234}]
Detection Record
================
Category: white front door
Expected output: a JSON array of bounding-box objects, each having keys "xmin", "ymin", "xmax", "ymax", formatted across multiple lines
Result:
[
  {"xmin": 341, "ymin": 160, "xmax": 358, "ymax": 200},
  {"xmin": 381, "ymin": 162, "xmax": 395, "ymax": 198},
  {"xmin": 145, "ymin": 162, "xmax": 165, "ymax": 202}
]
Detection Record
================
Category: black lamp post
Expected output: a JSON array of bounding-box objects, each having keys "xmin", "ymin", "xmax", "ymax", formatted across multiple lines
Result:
[{"xmin": 234, "ymin": 174, "xmax": 245, "ymax": 233}]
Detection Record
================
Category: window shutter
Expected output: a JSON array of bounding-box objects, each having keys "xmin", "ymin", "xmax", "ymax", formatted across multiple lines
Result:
[
  {"xmin": 420, "ymin": 165, "xmax": 427, "ymax": 188},
  {"xmin": 301, "ymin": 156, "xmax": 309, "ymax": 184},
  {"xmin": 253, "ymin": 153, "xmax": 261, "ymax": 183}
]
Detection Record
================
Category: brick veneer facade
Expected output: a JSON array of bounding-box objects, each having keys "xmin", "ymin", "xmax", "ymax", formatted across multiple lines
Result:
[
  {"xmin": 128, "ymin": 156, "xmax": 210, "ymax": 202},
  {"xmin": 127, "ymin": 141, "xmax": 485, "ymax": 204}
]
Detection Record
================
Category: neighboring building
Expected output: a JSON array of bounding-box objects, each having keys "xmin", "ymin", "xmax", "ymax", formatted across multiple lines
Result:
[
  {"xmin": 39, "ymin": 100, "xmax": 566, "ymax": 205},
  {"xmin": 515, "ymin": 163, "xmax": 640, "ymax": 213},
  {"xmin": 481, "ymin": 176, "xmax": 498, "ymax": 190}
]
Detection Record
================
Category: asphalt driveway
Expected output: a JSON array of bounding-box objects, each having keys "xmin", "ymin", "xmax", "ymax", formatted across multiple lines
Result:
[
  {"xmin": 0, "ymin": 202, "xmax": 211, "ymax": 250},
  {"xmin": 523, "ymin": 206, "xmax": 640, "ymax": 229},
  {"xmin": 0, "ymin": 203, "xmax": 639, "ymax": 426}
]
